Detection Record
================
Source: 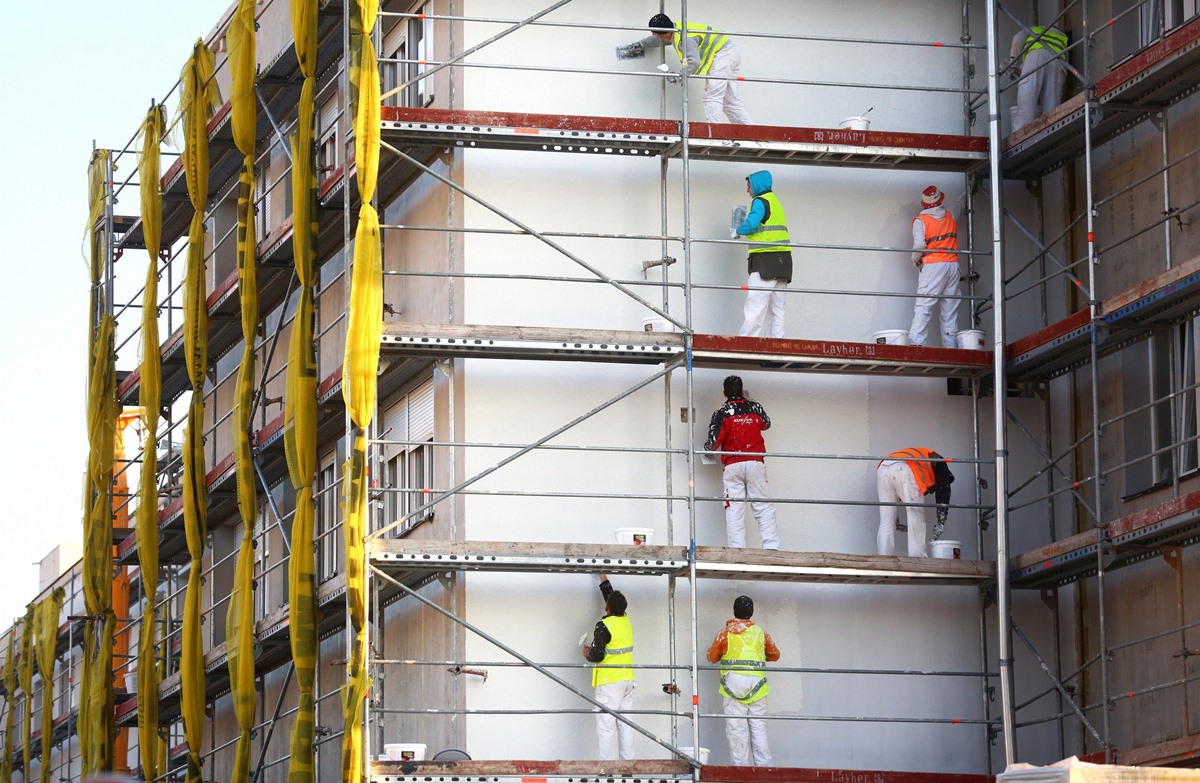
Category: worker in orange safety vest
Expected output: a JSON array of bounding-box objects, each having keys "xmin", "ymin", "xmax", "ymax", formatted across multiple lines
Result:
[
  {"xmin": 907, "ymin": 186, "xmax": 961, "ymax": 348},
  {"xmin": 876, "ymin": 447, "xmax": 954, "ymax": 557}
]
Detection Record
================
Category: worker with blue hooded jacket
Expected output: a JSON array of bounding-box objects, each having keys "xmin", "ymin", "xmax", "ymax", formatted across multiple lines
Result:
[{"xmin": 734, "ymin": 171, "xmax": 793, "ymax": 339}]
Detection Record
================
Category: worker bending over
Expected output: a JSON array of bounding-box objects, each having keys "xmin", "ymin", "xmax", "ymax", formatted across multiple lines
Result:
[
  {"xmin": 707, "ymin": 595, "xmax": 780, "ymax": 766},
  {"xmin": 735, "ymin": 170, "xmax": 792, "ymax": 338},
  {"xmin": 583, "ymin": 572, "xmax": 636, "ymax": 760},
  {"xmin": 908, "ymin": 186, "xmax": 960, "ymax": 348},
  {"xmin": 619, "ymin": 14, "xmax": 752, "ymax": 124},
  {"xmin": 876, "ymin": 447, "xmax": 954, "ymax": 557}
]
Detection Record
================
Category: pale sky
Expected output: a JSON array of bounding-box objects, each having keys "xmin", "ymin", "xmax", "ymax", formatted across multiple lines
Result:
[{"xmin": 0, "ymin": 1, "xmax": 234, "ymax": 627}]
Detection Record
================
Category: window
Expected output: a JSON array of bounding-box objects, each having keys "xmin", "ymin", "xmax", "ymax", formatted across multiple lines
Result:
[
  {"xmin": 317, "ymin": 93, "xmax": 341, "ymax": 185},
  {"xmin": 382, "ymin": 2, "xmax": 434, "ymax": 108},
  {"xmin": 1122, "ymin": 319, "xmax": 1200, "ymax": 497},
  {"xmin": 381, "ymin": 379, "xmax": 436, "ymax": 535},
  {"xmin": 1112, "ymin": 0, "xmax": 1198, "ymax": 63},
  {"xmin": 317, "ymin": 460, "xmax": 341, "ymax": 582}
]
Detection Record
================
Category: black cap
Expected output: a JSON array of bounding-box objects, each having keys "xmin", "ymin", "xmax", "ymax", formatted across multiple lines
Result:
[
  {"xmin": 648, "ymin": 13, "xmax": 674, "ymax": 31},
  {"xmin": 734, "ymin": 595, "xmax": 754, "ymax": 619}
]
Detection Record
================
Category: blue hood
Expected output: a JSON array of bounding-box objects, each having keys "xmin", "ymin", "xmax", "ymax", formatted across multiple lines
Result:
[{"xmin": 746, "ymin": 170, "xmax": 772, "ymax": 196}]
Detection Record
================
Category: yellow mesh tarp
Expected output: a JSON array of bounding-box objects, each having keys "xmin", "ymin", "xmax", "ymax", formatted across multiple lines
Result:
[
  {"xmin": 81, "ymin": 314, "xmax": 117, "ymax": 776},
  {"xmin": 17, "ymin": 609, "xmax": 33, "ymax": 781},
  {"xmin": 136, "ymin": 104, "xmax": 166, "ymax": 783},
  {"xmin": 34, "ymin": 590, "xmax": 63, "ymax": 783},
  {"xmin": 179, "ymin": 41, "xmax": 218, "ymax": 783},
  {"xmin": 341, "ymin": 2, "xmax": 383, "ymax": 779},
  {"xmin": 2, "ymin": 632, "xmax": 15, "ymax": 783},
  {"xmin": 340, "ymin": 436, "xmax": 371, "ymax": 783},
  {"xmin": 286, "ymin": 3, "xmax": 319, "ymax": 781},
  {"xmin": 227, "ymin": 3, "xmax": 259, "ymax": 781}
]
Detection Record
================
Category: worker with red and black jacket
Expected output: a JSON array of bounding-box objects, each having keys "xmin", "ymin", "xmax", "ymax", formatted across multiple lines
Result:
[{"xmin": 703, "ymin": 375, "xmax": 781, "ymax": 549}]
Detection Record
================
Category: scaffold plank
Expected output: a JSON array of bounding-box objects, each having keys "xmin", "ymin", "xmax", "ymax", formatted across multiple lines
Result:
[
  {"xmin": 381, "ymin": 322, "xmax": 685, "ymax": 363},
  {"xmin": 691, "ymin": 334, "xmax": 992, "ymax": 378},
  {"xmin": 1010, "ymin": 489, "xmax": 1200, "ymax": 588},
  {"xmin": 693, "ymin": 547, "xmax": 995, "ymax": 585},
  {"xmin": 380, "ymin": 108, "xmax": 988, "ymax": 172},
  {"xmin": 372, "ymin": 759, "xmax": 690, "ymax": 782},
  {"xmin": 699, "ymin": 766, "xmax": 995, "ymax": 783}
]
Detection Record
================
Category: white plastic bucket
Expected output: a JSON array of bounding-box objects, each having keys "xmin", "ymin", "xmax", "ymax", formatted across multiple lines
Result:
[
  {"xmin": 872, "ymin": 329, "xmax": 909, "ymax": 346},
  {"xmin": 955, "ymin": 329, "xmax": 986, "ymax": 350},
  {"xmin": 642, "ymin": 317, "xmax": 677, "ymax": 333},
  {"xmin": 615, "ymin": 527, "xmax": 655, "ymax": 545},
  {"xmin": 384, "ymin": 743, "xmax": 427, "ymax": 762},
  {"xmin": 839, "ymin": 116, "xmax": 870, "ymax": 131},
  {"xmin": 679, "ymin": 747, "xmax": 710, "ymax": 764},
  {"xmin": 931, "ymin": 540, "xmax": 962, "ymax": 560},
  {"xmin": 124, "ymin": 670, "xmax": 137, "ymax": 693}
]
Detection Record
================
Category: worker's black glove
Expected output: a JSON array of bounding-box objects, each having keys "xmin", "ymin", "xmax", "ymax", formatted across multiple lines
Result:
[
  {"xmin": 933, "ymin": 506, "xmax": 948, "ymax": 540},
  {"xmin": 914, "ymin": 259, "xmax": 923, "ymax": 270}
]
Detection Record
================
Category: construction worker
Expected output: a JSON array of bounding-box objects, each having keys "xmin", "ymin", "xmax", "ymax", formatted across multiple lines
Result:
[
  {"xmin": 1007, "ymin": 25, "xmax": 1069, "ymax": 132},
  {"xmin": 617, "ymin": 14, "xmax": 752, "ymax": 124},
  {"xmin": 583, "ymin": 572, "xmax": 636, "ymax": 760},
  {"xmin": 735, "ymin": 170, "xmax": 792, "ymax": 338},
  {"xmin": 704, "ymin": 376, "xmax": 781, "ymax": 550},
  {"xmin": 876, "ymin": 447, "xmax": 954, "ymax": 557},
  {"xmin": 707, "ymin": 595, "xmax": 780, "ymax": 766},
  {"xmin": 908, "ymin": 186, "xmax": 960, "ymax": 348}
]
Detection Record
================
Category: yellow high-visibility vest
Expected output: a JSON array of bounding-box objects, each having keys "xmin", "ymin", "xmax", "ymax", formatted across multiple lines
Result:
[
  {"xmin": 746, "ymin": 192, "xmax": 790, "ymax": 255},
  {"xmin": 1024, "ymin": 26, "xmax": 1068, "ymax": 56},
  {"xmin": 719, "ymin": 624, "xmax": 770, "ymax": 703},
  {"xmin": 672, "ymin": 22, "xmax": 730, "ymax": 76},
  {"xmin": 593, "ymin": 614, "xmax": 635, "ymax": 687}
]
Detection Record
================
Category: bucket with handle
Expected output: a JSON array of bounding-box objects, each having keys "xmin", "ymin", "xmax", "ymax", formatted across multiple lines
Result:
[{"xmin": 931, "ymin": 540, "xmax": 962, "ymax": 559}]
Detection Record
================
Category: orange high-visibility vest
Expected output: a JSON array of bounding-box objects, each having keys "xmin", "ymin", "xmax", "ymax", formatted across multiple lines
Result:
[
  {"xmin": 883, "ymin": 447, "xmax": 939, "ymax": 494},
  {"xmin": 916, "ymin": 212, "xmax": 958, "ymax": 264}
]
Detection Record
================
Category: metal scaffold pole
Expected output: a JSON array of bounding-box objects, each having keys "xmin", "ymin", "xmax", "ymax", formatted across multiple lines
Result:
[{"xmin": 985, "ymin": 0, "xmax": 1016, "ymax": 766}]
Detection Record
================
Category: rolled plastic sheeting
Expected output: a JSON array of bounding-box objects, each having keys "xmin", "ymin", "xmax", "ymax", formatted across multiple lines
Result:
[
  {"xmin": 135, "ymin": 103, "xmax": 167, "ymax": 783},
  {"xmin": 34, "ymin": 590, "xmax": 64, "ymax": 783},
  {"xmin": 179, "ymin": 40, "xmax": 219, "ymax": 783}
]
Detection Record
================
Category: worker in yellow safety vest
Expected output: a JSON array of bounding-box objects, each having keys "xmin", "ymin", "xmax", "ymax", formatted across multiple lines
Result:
[
  {"xmin": 734, "ymin": 170, "xmax": 793, "ymax": 339},
  {"xmin": 876, "ymin": 447, "xmax": 955, "ymax": 557},
  {"xmin": 617, "ymin": 14, "xmax": 752, "ymax": 124},
  {"xmin": 908, "ymin": 185, "xmax": 961, "ymax": 348},
  {"xmin": 583, "ymin": 572, "xmax": 636, "ymax": 760},
  {"xmin": 707, "ymin": 595, "xmax": 780, "ymax": 766},
  {"xmin": 1007, "ymin": 24, "xmax": 1069, "ymax": 131}
]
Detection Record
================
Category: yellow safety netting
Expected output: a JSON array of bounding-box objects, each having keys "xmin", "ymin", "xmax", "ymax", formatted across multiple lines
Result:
[
  {"xmin": 226, "ymin": 2, "xmax": 259, "ymax": 781},
  {"xmin": 87, "ymin": 150, "xmax": 110, "ymax": 331},
  {"xmin": 341, "ymin": 2, "xmax": 383, "ymax": 780},
  {"xmin": 81, "ymin": 312, "xmax": 117, "ymax": 776},
  {"xmin": 286, "ymin": 2, "xmax": 319, "ymax": 781},
  {"xmin": 34, "ymin": 590, "xmax": 64, "ymax": 783},
  {"xmin": 180, "ymin": 40, "xmax": 219, "ymax": 783},
  {"xmin": 135, "ymin": 103, "xmax": 167, "ymax": 783},
  {"xmin": 17, "ymin": 608, "xmax": 33, "ymax": 782},
  {"xmin": 2, "ymin": 631, "xmax": 15, "ymax": 783}
]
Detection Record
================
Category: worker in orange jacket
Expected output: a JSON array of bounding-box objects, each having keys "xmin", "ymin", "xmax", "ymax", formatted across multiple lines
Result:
[
  {"xmin": 907, "ymin": 186, "xmax": 960, "ymax": 348},
  {"xmin": 876, "ymin": 447, "xmax": 954, "ymax": 557},
  {"xmin": 706, "ymin": 595, "xmax": 780, "ymax": 766}
]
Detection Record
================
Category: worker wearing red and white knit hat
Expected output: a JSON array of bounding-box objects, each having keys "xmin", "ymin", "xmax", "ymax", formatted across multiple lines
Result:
[{"xmin": 907, "ymin": 185, "xmax": 960, "ymax": 348}]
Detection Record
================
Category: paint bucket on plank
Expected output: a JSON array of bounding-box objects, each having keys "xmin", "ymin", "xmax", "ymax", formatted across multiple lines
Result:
[
  {"xmin": 955, "ymin": 329, "xmax": 986, "ymax": 350},
  {"xmin": 872, "ymin": 329, "xmax": 909, "ymax": 345},
  {"xmin": 931, "ymin": 540, "xmax": 962, "ymax": 559},
  {"xmin": 384, "ymin": 743, "xmax": 427, "ymax": 762},
  {"xmin": 643, "ymin": 317, "xmax": 677, "ymax": 333},
  {"xmin": 616, "ymin": 527, "xmax": 655, "ymax": 545},
  {"xmin": 679, "ymin": 747, "xmax": 710, "ymax": 764},
  {"xmin": 839, "ymin": 116, "xmax": 870, "ymax": 131}
]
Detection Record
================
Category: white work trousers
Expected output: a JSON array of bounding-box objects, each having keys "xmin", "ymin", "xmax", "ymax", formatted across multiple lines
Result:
[
  {"xmin": 908, "ymin": 261, "xmax": 960, "ymax": 348},
  {"xmin": 595, "ymin": 680, "xmax": 637, "ymax": 760},
  {"xmin": 704, "ymin": 44, "xmax": 753, "ymax": 124},
  {"xmin": 738, "ymin": 272, "xmax": 786, "ymax": 338},
  {"xmin": 723, "ymin": 696, "xmax": 773, "ymax": 766},
  {"xmin": 1014, "ymin": 48, "xmax": 1066, "ymax": 131},
  {"xmin": 876, "ymin": 461, "xmax": 928, "ymax": 557},
  {"xmin": 723, "ymin": 461, "xmax": 781, "ymax": 549}
]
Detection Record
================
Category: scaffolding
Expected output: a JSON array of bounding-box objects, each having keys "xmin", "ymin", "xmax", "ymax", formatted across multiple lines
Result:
[{"xmin": 5, "ymin": 0, "xmax": 1200, "ymax": 781}]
